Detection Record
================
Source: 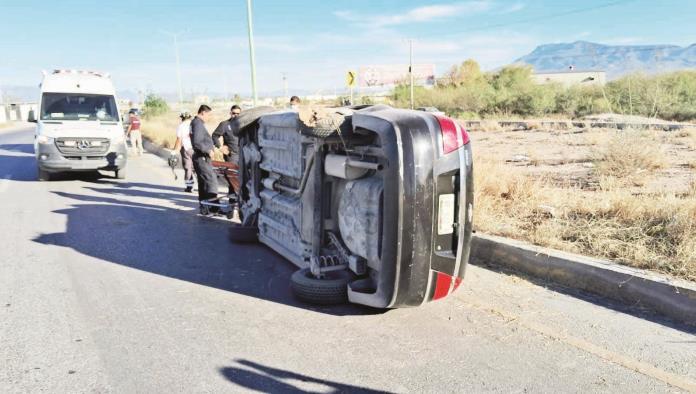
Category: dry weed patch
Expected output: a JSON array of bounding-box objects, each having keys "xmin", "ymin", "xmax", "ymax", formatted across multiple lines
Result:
[
  {"xmin": 474, "ymin": 150, "xmax": 696, "ymax": 281},
  {"xmin": 592, "ymin": 129, "xmax": 667, "ymax": 179}
]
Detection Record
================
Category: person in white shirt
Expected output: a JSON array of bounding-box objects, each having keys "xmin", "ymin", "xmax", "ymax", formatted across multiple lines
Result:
[{"xmin": 172, "ymin": 112, "xmax": 195, "ymax": 192}]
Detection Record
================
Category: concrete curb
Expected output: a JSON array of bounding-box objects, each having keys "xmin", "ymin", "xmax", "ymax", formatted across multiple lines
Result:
[
  {"xmin": 470, "ymin": 234, "xmax": 696, "ymax": 327},
  {"xmin": 462, "ymin": 120, "xmax": 695, "ymax": 132},
  {"xmin": 142, "ymin": 137, "xmax": 174, "ymax": 162}
]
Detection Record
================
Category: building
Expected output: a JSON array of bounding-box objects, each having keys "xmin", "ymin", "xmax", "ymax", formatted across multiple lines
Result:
[{"xmin": 533, "ymin": 70, "xmax": 606, "ymax": 87}]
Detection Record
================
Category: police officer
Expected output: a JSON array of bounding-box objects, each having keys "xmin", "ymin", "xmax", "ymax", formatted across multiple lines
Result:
[
  {"xmin": 212, "ymin": 105, "xmax": 242, "ymax": 164},
  {"xmin": 190, "ymin": 104, "xmax": 218, "ymax": 212}
]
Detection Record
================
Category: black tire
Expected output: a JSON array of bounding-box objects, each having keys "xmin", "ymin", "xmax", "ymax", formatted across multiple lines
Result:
[
  {"xmin": 199, "ymin": 204, "xmax": 210, "ymax": 216},
  {"xmin": 228, "ymin": 224, "xmax": 258, "ymax": 243},
  {"xmin": 290, "ymin": 268, "xmax": 349, "ymax": 305},
  {"xmin": 234, "ymin": 106, "xmax": 276, "ymax": 134},
  {"xmin": 37, "ymin": 167, "xmax": 51, "ymax": 181},
  {"xmin": 301, "ymin": 112, "xmax": 352, "ymax": 138},
  {"xmin": 115, "ymin": 168, "xmax": 126, "ymax": 179}
]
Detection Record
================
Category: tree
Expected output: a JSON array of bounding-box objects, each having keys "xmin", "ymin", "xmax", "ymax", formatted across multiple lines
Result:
[
  {"xmin": 143, "ymin": 94, "xmax": 169, "ymax": 118},
  {"xmin": 444, "ymin": 59, "xmax": 483, "ymax": 86}
]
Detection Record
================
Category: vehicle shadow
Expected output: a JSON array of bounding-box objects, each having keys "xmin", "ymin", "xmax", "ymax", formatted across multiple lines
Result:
[
  {"xmin": 219, "ymin": 359, "xmax": 391, "ymax": 393},
  {"xmin": 96, "ymin": 180, "xmax": 187, "ymax": 193},
  {"xmin": 33, "ymin": 189, "xmax": 383, "ymax": 317},
  {"xmin": 0, "ymin": 144, "xmax": 116, "ymax": 183},
  {"xmin": 81, "ymin": 186, "xmax": 198, "ymax": 210},
  {"xmin": 0, "ymin": 143, "xmax": 34, "ymax": 154}
]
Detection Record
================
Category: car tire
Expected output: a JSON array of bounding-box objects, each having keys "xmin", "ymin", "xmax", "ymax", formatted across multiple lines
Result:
[
  {"xmin": 301, "ymin": 112, "xmax": 352, "ymax": 138},
  {"xmin": 290, "ymin": 268, "xmax": 349, "ymax": 305},
  {"xmin": 234, "ymin": 106, "xmax": 276, "ymax": 132},
  {"xmin": 37, "ymin": 167, "xmax": 51, "ymax": 182},
  {"xmin": 115, "ymin": 168, "xmax": 126, "ymax": 179},
  {"xmin": 228, "ymin": 224, "xmax": 258, "ymax": 243}
]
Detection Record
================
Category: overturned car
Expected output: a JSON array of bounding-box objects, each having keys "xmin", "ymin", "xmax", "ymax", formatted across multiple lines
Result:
[{"xmin": 230, "ymin": 105, "xmax": 473, "ymax": 308}]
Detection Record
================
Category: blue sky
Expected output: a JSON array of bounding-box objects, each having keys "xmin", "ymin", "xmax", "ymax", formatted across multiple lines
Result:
[{"xmin": 1, "ymin": 0, "xmax": 695, "ymax": 97}]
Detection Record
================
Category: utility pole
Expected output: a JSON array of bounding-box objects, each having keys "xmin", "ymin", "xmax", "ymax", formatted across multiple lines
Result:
[
  {"xmin": 246, "ymin": 0, "xmax": 258, "ymax": 106},
  {"xmin": 160, "ymin": 30, "xmax": 185, "ymax": 108},
  {"xmin": 409, "ymin": 39, "xmax": 414, "ymax": 110}
]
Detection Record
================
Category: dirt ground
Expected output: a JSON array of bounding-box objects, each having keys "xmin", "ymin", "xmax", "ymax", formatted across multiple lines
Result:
[
  {"xmin": 470, "ymin": 125, "xmax": 696, "ymax": 281},
  {"xmin": 472, "ymin": 127, "xmax": 696, "ymax": 195}
]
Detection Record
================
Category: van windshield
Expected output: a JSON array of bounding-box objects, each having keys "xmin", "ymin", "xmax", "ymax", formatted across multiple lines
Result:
[{"xmin": 40, "ymin": 93, "xmax": 119, "ymax": 121}]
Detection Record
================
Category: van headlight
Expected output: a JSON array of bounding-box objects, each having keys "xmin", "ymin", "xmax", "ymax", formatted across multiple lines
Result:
[{"xmin": 37, "ymin": 135, "xmax": 54, "ymax": 145}]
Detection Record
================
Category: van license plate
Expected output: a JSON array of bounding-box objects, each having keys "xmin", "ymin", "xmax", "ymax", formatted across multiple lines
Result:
[{"xmin": 438, "ymin": 194, "xmax": 455, "ymax": 235}]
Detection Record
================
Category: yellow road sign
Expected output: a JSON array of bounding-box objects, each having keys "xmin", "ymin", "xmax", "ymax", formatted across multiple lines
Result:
[{"xmin": 346, "ymin": 70, "xmax": 356, "ymax": 87}]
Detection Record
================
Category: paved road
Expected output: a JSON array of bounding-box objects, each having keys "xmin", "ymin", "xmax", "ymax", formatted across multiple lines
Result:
[{"xmin": 1, "ymin": 124, "xmax": 695, "ymax": 393}]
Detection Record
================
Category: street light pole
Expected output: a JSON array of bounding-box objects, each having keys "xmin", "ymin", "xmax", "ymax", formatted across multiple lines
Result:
[
  {"xmin": 160, "ymin": 30, "xmax": 186, "ymax": 108},
  {"xmin": 246, "ymin": 0, "xmax": 258, "ymax": 106},
  {"xmin": 173, "ymin": 34, "xmax": 183, "ymax": 107},
  {"xmin": 409, "ymin": 39, "xmax": 414, "ymax": 110}
]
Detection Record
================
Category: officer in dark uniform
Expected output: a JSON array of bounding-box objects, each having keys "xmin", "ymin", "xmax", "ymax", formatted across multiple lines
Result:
[
  {"xmin": 212, "ymin": 105, "xmax": 242, "ymax": 163},
  {"xmin": 212, "ymin": 105, "xmax": 242, "ymax": 195},
  {"xmin": 190, "ymin": 104, "xmax": 218, "ymax": 211}
]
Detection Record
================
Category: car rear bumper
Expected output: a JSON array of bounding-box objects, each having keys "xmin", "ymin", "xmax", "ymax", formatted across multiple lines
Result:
[
  {"xmin": 347, "ymin": 108, "xmax": 473, "ymax": 308},
  {"xmin": 36, "ymin": 141, "xmax": 127, "ymax": 172}
]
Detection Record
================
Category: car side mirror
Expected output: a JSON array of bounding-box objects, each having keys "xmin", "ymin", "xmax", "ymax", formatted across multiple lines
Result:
[{"xmin": 27, "ymin": 110, "xmax": 37, "ymax": 123}]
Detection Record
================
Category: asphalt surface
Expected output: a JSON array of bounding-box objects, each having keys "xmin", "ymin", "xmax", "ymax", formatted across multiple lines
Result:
[{"xmin": 1, "ymin": 123, "xmax": 695, "ymax": 393}]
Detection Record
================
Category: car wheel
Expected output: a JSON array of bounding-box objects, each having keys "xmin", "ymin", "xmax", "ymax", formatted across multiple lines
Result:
[
  {"xmin": 301, "ymin": 112, "xmax": 352, "ymax": 138},
  {"xmin": 290, "ymin": 268, "xmax": 349, "ymax": 305},
  {"xmin": 228, "ymin": 224, "xmax": 258, "ymax": 243},
  {"xmin": 115, "ymin": 168, "xmax": 126, "ymax": 179},
  {"xmin": 235, "ymin": 106, "xmax": 276, "ymax": 131},
  {"xmin": 37, "ymin": 167, "xmax": 52, "ymax": 181}
]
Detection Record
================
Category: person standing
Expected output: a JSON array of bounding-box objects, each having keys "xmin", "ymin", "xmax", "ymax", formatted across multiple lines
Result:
[
  {"xmin": 190, "ymin": 105, "xmax": 218, "ymax": 211},
  {"xmin": 212, "ymin": 105, "xmax": 242, "ymax": 162},
  {"xmin": 126, "ymin": 110, "xmax": 143, "ymax": 155},
  {"xmin": 289, "ymin": 95, "xmax": 301, "ymax": 111},
  {"xmin": 171, "ymin": 111, "xmax": 194, "ymax": 192},
  {"xmin": 212, "ymin": 105, "xmax": 242, "ymax": 195}
]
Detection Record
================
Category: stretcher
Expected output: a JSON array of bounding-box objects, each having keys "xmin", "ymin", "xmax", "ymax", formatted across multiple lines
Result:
[{"xmin": 198, "ymin": 160, "xmax": 241, "ymax": 219}]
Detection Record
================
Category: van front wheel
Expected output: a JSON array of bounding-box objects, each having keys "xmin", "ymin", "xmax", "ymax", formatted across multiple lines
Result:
[{"xmin": 37, "ymin": 167, "xmax": 52, "ymax": 181}]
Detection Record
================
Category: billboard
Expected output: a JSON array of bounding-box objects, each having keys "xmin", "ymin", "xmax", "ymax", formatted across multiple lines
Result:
[{"xmin": 358, "ymin": 64, "xmax": 436, "ymax": 88}]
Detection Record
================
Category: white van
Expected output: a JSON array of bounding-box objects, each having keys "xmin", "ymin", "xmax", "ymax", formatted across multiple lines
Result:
[{"xmin": 30, "ymin": 70, "xmax": 128, "ymax": 181}]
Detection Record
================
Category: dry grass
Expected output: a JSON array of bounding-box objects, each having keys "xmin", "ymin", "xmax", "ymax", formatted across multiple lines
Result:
[
  {"xmin": 479, "ymin": 120, "xmax": 503, "ymax": 132},
  {"xmin": 592, "ymin": 129, "xmax": 667, "ymax": 179},
  {"xmin": 141, "ymin": 110, "xmax": 230, "ymax": 160},
  {"xmin": 473, "ymin": 129, "xmax": 696, "ymax": 282}
]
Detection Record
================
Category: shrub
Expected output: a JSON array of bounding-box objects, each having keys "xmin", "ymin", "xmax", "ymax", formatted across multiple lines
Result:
[
  {"xmin": 143, "ymin": 94, "xmax": 170, "ymax": 118},
  {"xmin": 391, "ymin": 60, "xmax": 696, "ymax": 122}
]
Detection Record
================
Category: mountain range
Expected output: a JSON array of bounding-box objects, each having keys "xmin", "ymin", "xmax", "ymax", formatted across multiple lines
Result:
[{"xmin": 515, "ymin": 41, "xmax": 696, "ymax": 79}]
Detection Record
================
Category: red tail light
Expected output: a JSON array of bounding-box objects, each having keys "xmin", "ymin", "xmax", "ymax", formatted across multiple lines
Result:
[{"xmin": 436, "ymin": 115, "xmax": 470, "ymax": 154}]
